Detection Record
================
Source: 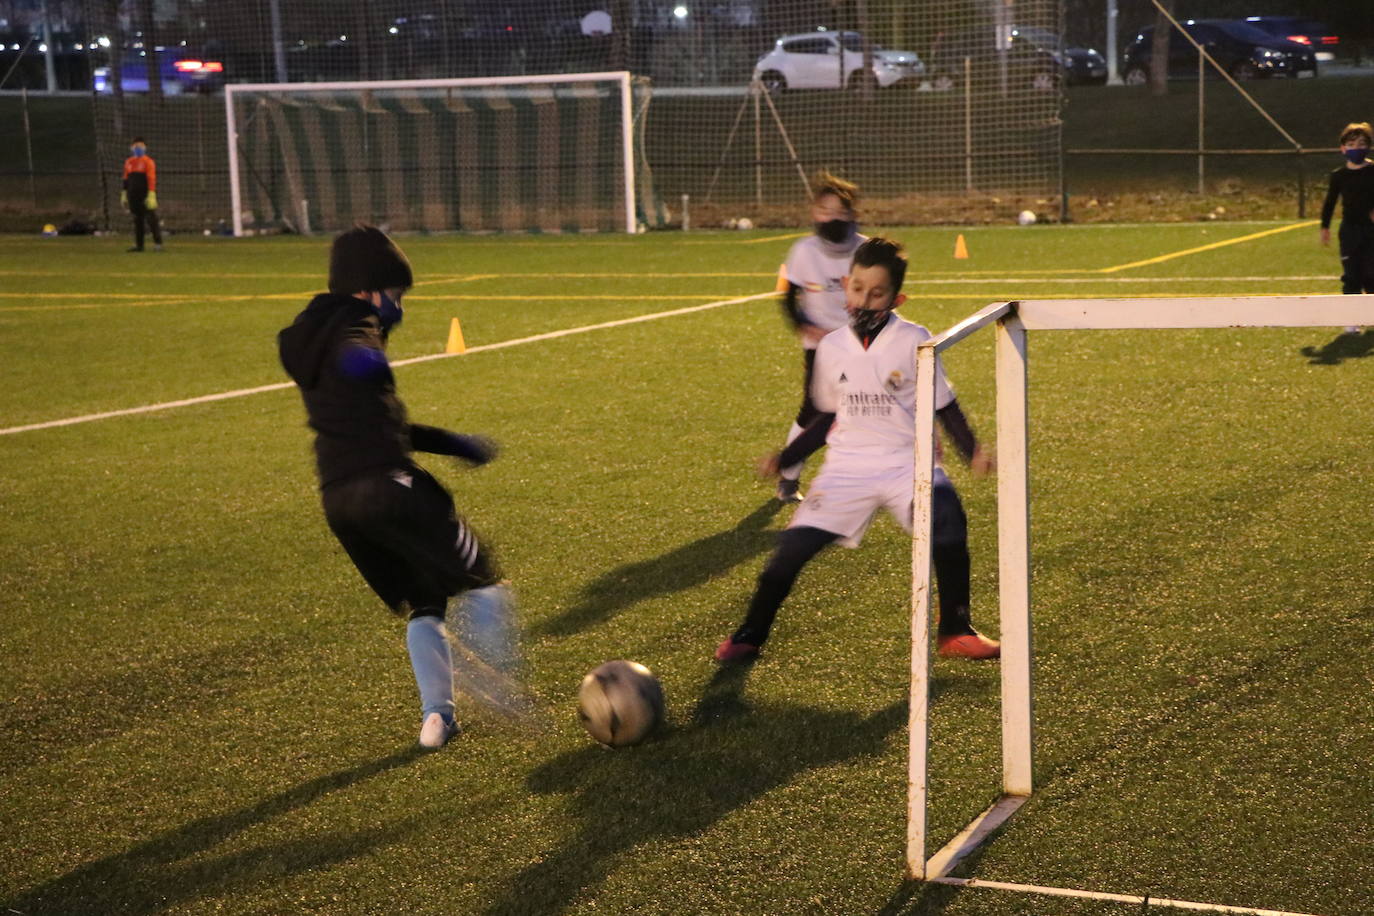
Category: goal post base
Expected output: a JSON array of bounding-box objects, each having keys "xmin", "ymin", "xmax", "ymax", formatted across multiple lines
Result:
[{"xmin": 916, "ymin": 793, "xmax": 1030, "ymax": 881}]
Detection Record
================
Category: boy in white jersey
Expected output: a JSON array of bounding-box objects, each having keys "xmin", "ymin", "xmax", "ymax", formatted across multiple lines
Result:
[
  {"xmin": 717, "ymin": 237, "xmax": 1001, "ymax": 663},
  {"xmin": 773, "ymin": 172, "xmax": 867, "ymax": 503}
]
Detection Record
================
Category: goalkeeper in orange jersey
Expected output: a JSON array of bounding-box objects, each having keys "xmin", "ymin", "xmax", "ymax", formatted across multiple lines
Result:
[{"xmin": 121, "ymin": 137, "xmax": 163, "ymax": 252}]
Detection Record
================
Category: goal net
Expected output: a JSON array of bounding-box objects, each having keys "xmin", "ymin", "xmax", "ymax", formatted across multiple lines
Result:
[
  {"xmin": 907, "ymin": 294, "xmax": 1374, "ymax": 913},
  {"xmin": 225, "ymin": 73, "xmax": 648, "ymax": 235}
]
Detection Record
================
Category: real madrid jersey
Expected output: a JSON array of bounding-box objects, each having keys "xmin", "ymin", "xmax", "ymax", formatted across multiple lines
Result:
[
  {"xmin": 810, "ymin": 313, "xmax": 954, "ymax": 469},
  {"xmin": 782, "ymin": 233, "xmax": 867, "ymax": 349}
]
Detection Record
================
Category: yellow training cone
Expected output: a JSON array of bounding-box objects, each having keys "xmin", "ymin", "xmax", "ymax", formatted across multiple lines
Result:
[
  {"xmin": 445, "ymin": 317, "xmax": 467, "ymax": 354},
  {"xmin": 775, "ymin": 264, "xmax": 788, "ymax": 292},
  {"xmin": 954, "ymin": 234, "xmax": 969, "ymax": 260}
]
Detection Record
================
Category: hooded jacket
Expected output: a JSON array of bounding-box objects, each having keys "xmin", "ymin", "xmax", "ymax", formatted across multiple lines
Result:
[{"xmin": 278, "ymin": 292, "xmax": 414, "ymax": 486}]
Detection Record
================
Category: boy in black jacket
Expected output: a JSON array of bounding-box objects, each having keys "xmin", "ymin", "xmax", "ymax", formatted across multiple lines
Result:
[
  {"xmin": 1319, "ymin": 121, "xmax": 1374, "ymax": 334},
  {"xmin": 278, "ymin": 225, "xmax": 518, "ymax": 750}
]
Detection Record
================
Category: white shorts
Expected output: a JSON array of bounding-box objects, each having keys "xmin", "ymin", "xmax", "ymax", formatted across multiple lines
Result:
[{"xmin": 790, "ymin": 465, "xmax": 951, "ymax": 548}]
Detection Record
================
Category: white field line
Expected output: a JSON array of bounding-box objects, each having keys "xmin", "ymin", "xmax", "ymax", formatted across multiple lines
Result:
[
  {"xmin": 0, "ymin": 291, "xmax": 776, "ymax": 437},
  {"xmin": 930, "ymin": 877, "xmax": 1324, "ymax": 916}
]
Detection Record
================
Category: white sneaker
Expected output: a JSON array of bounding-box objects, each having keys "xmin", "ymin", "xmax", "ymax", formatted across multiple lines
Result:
[
  {"xmin": 1343, "ymin": 326, "xmax": 1363, "ymax": 335},
  {"xmin": 418, "ymin": 712, "xmax": 460, "ymax": 749}
]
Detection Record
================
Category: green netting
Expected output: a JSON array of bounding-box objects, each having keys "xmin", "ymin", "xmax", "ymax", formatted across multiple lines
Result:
[{"xmin": 231, "ymin": 80, "xmax": 650, "ymax": 234}]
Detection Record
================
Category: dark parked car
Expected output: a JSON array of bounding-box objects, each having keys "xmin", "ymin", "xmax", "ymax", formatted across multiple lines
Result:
[
  {"xmin": 1011, "ymin": 26, "xmax": 1108, "ymax": 85},
  {"xmin": 1123, "ymin": 19, "xmax": 1316, "ymax": 83},
  {"xmin": 927, "ymin": 28, "xmax": 1063, "ymax": 92},
  {"xmin": 1243, "ymin": 16, "xmax": 1339, "ymax": 62}
]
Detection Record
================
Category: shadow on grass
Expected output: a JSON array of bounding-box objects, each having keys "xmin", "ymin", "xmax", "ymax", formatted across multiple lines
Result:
[
  {"xmin": 482, "ymin": 667, "xmax": 980, "ymax": 916},
  {"xmin": 4, "ymin": 747, "xmax": 424, "ymax": 915},
  {"xmin": 0, "ymin": 635, "xmax": 297, "ymax": 777},
  {"xmin": 482, "ymin": 665, "xmax": 905, "ymax": 916},
  {"xmin": 533, "ymin": 500, "xmax": 783, "ymax": 637},
  {"xmin": 1299, "ymin": 329, "xmax": 1374, "ymax": 365},
  {"xmin": 876, "ymin": 829, "xmax": 1006, "ymax": 916}
]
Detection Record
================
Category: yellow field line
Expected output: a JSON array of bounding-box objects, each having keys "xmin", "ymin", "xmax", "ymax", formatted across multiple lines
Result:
[{"xmin": 1097, "ymin": 221, "xmax": 1318, "ymax": 273}]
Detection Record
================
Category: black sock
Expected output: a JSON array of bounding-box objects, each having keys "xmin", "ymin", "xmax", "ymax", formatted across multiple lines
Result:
[
  {"xmin": 734, "ymin": 526, "xmax": 837, "ymax": 645},
  {"xmin": 933, "ymin": 542, "xmax": 974, "ymax": 636}
]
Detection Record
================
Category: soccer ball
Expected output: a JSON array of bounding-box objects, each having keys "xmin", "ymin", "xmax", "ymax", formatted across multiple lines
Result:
[
  {"xmin": 1017, "ymin": 210, "xmax": 1037, "ymax": 226},
  {"xmin": 736, "ymin": 217, "xmax": 754, "ymax": 231},
  {"xmin": 41, "ymin": 224, "xmax": 57, "ymax": 237},
  {"xmin": 577, "ymin": 660, "xmax": 664, "ymax": 748}
]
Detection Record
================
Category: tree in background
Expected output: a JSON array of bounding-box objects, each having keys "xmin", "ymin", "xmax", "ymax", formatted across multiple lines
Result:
[{"xmin": 1148, "ymin": 0, "xmax": 1172, "ymax": 96}]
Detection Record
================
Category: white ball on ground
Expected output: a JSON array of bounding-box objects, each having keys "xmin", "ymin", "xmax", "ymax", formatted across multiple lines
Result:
[
  {"xmin": 203, "ymin": 228, "xmax": 212, "ymax": 236},
  {"xmin": 577, "ymin": 660, "xmax": 664, "ymax": 748},
  {"xmin": 724, "ymin": 218, "xmax": 738, "ymax": 230},
  {"xmin": 736, "ymin": 217, "xmax": 754, "ymax": 230},
  {"xmin": 1017, "ymin": 210, "xmax": 1037, "ymax": 226}
]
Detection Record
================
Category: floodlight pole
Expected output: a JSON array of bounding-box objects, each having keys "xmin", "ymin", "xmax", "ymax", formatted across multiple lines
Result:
[
  {"xmin": 1198, "ymin": 49, "xmax": 1205, "ymax": 195},
  {"xmin": 1105, "ymin": 0, "xmax": 1122, "ymax": 85}
]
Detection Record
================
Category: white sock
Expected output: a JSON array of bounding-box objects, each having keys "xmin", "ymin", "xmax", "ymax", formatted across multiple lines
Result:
[
  {"xmin": 454, "ymin": 584, "xmax": 519, "ymax": 673},
  {"xmin": 780, "ymin": 421, "xmax": 804, "ymax": 481},
  {"xmin": 406, "ymin": 616, "xmax": 455, "ymax": 720}
]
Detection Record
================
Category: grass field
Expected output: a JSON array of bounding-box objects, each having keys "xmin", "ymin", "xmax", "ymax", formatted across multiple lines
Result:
[{"xmin": 2, "ymin": 222, "xmax": 1372, "ymax": 916}]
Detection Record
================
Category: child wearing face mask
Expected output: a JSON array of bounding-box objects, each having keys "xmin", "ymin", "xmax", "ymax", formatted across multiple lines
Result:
[
  {"xmin": 121, "ymin": 137, "xmax": 163, "ymax": 252},
  {"xmin": 1319, "ymin": 122, "xmax": 1374, "ymax": 334},
  {"xmin": 771, "ymin": 172, "xmax": 868, "ymax": 503},
  {"xmin": 278, "ymin": 224, "xmax": 523, "ymax": 751},
  {"xmin": 716, "ymin": 237, "xmax": 1001, "ymax": 665}
]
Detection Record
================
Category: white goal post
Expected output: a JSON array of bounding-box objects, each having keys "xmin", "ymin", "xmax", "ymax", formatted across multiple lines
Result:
[
  {"xmin": 908, "ymin": 295, "xmax": 1374, "ymax": 897},
  {"xmin": 224, "ymin": 72, "xmax": 638, "ymax": 237}
]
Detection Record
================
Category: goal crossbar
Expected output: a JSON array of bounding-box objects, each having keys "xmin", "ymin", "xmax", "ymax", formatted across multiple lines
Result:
[
  {"xmin": 908, "ymin": 293, "xmax": 1374, "ymax": 895},
  {"xmin": 224, "ymin": 71, "xmax": 637, "ymax": 236}
]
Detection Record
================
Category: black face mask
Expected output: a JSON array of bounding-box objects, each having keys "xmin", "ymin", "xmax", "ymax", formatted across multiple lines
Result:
[
  {"xmin": 848, "ymin": 306, "xmax": 892, "ymax": 337},
  {"xmin": 815, "ymin": 218, "xmax": 855, "ymax": 244}
]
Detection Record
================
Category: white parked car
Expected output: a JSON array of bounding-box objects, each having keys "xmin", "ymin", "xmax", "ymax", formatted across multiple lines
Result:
[{"xmin": 754, "ymin": 30, "xmax": 924, "ymax": 91}]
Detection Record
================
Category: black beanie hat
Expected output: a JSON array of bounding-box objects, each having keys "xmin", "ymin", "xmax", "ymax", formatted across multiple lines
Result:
[{"xmin": 328, "ymin": 224, "xmax": 414, "ymax": 294}]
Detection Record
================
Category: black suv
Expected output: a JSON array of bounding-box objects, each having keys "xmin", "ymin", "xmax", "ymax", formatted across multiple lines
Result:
[{"xmin": 1122, "ymin": 19, "xmax": 1316, "ymax": 83}]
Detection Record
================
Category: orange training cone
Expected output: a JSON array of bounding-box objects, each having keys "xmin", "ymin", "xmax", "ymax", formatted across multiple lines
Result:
[
  {"xmin": 445, "ymin": 317, "xmax": 467, "ymax": 354},
  {"xmin": 954, "ymin": 234, "xmax": 969, "ymax": 260}
]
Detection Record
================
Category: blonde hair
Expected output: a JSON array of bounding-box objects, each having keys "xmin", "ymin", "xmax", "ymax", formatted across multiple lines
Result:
[
  {"xmin": 1339, "ymin": 122, "xmax": 1373, "ymax": 145},
  {"xmin": 812, "ymin": 170, "xmax": 859, "ymax": 209}
]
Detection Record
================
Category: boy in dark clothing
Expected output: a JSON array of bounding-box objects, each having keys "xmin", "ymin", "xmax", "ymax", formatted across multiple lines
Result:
[
  {"xmin": 1319, "ymin": 121, "xmax": 1374, "ymax": 333},
  {"xmin": 278, "ymin": 225, "xmax": 519, "ymax": 750},
  {"xmin": 121, "ymin": 137, "xmax": 163, "ymax": 252}
]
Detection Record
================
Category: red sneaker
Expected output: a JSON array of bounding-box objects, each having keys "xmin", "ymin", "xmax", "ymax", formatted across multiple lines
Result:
[
  {"xmin": 715, "ymin": 638, "xmax": 760, "ymax": 663},
  {"xmin": 937, "ymin": 631, "xmax": 1001, "ymax": 660}
]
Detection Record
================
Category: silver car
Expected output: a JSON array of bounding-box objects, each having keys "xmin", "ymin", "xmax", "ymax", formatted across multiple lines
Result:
[{"xmin": 754, "ymin": 30, "xmax": 924, "ymax": 91}]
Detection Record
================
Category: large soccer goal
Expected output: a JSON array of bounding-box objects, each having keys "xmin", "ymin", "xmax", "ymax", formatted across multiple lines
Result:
[
  {"xmin": 224, "ymin": 72, "xmax": 649, "ymax": 236},
  {"xmin": 907, "ymin": 295, "xmax": 1374, "ymax": 915}
]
